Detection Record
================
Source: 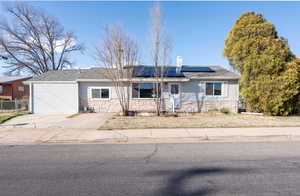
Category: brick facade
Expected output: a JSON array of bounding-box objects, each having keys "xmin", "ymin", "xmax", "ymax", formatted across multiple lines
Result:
[{"xmin": 0, "ymin": 79, "xmax": 30, "ymax": 100}]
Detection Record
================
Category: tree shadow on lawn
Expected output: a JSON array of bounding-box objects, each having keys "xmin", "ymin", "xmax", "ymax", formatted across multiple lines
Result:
[{"xmin": 145, "ymin": 167, "xmax": 251, "ymax": 196}]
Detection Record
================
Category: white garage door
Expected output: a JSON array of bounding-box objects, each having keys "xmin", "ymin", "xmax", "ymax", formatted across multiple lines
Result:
[{"xmin": 32, "ymin": 83, "xmax": 78, "ymax": 114}]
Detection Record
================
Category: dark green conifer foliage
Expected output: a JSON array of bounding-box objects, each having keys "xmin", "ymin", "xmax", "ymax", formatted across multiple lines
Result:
[{"xmin": 223, "ymin": 12, "xmax": 300, "ymax": 115}]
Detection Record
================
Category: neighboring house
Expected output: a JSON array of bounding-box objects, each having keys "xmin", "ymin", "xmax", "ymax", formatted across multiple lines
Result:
[
  {"xmin": 25, "ymin": 64, "xmax": 240, "ymax": 114},
  {"xmin": 0, "ymin": 76, "xmax": 32, "ymax": 100}
]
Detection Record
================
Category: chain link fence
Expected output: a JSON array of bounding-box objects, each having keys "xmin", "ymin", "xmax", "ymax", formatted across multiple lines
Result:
[{"xmin": 0, "ymin": 99, "xmax": 28, "ymax": 113}]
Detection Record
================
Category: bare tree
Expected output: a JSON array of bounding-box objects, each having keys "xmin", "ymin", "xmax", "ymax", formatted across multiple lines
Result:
[
  {"xmin": 96, "ymin": 25, "xmax": 139, "ymax": 116},
  {"xmin": 0, "ymin": 3, "xmax": 82, "ymax": 75},
  {"xmin": 150, "ymin": 4, "xmax": 172, "ymax": 116}
]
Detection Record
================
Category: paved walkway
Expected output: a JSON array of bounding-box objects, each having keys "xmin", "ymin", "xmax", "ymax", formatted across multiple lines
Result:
[
  {"xmin": 0, "ymin": 127, "xmax": 300, "ymax": 144},
  {"xmin": 1, "ymin": 113, "xmax": 112, "ymax": 129}
]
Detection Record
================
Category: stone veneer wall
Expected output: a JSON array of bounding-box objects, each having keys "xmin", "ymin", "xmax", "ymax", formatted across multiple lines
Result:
[
  {"xmin": 80, "ymin": 98, "xmax": 238, "ymax": 113},
  {"xmin": 80, "ymin": 98, "xmax": 158, "ymax": 113},
  {"xmin": 178, "ymin": 100, "xmax": 238, "ymax": 113}
]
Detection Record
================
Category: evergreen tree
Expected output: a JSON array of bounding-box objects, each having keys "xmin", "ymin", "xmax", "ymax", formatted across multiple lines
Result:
[{"xmin": 223, "ymin": 12, "xmax": 300, "ymax": 115}]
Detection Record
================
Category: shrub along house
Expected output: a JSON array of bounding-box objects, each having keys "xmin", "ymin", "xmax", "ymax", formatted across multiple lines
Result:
[{"xmin": 25, "ymin": 62, "xmax": 240, "ymax": 114}]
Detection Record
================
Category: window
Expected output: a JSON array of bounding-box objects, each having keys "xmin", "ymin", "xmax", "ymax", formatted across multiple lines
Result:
[
  {"xmin": 0, "ymin": 85, "xmax": 3, "ymax": 94},
  {"xmin": 170, "ymin": 84, "xmax": 179, "ymax": 95},
  {"xmin": 101, "ymin": 89, "xmax": 109, "ymax": 99},
  {"xmin": 132, "ymin": 83, "xmax": 160, "ymax": 98},
  {"xmin": 18, "ymin": 86, "xmax": 25, "ymax": 92},
  {"xmin": 91, "ymin": 89, "xmax": 101, "ymax": 99},
  {"xmin": 90, "ymin": 87, "xmax": 110, "ymax": 99},
  {"xmin": 206, "ymin": 82, "xmax": 222, "ymax": 96}
]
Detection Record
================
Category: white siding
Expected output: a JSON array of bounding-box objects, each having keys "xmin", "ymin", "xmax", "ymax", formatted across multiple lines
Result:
[{"xmin": 32, "ymin": 83, "xmax": 79, "ymax": 114}]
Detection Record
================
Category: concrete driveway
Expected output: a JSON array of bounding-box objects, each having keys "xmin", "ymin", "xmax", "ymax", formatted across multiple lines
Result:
[{"xmin": 1, "ymin": 113, "xmax": 113, "ymax": 129}]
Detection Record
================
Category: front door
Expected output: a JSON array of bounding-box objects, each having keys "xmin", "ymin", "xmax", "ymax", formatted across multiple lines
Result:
[{"xmin": 169, "ymin": 83, "xmax": 181, "ymax": 110}]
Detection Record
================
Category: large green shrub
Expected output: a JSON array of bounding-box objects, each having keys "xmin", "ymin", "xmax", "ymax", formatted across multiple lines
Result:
[{"xmin": 223, "ymin": 12, "xmax": 300, "ymax": 115}]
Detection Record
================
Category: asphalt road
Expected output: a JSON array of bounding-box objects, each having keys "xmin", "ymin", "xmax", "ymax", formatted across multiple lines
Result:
[{"xmin": 1, "ymin": 142, "xmax": 300, "ymax": 196}]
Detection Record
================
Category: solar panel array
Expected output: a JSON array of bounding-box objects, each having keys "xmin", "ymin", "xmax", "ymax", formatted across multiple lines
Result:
[
  {"xmin": 181, "ymin": 66, "xmax": 214, "ymax": 72},
  {"xmin": 133, "ymin": 66, "xmax": 185, "ymax": 77},
  {"xmin": 164, "ymin": 67, "xmax": 185, "ymax": 77},
  {"xmin": 132, "ymin": 65, "xmax": 214, "ymax": 77}
]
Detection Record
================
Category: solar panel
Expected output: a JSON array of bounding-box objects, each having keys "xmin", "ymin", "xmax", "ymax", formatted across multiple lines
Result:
[
  {"xmin": 133, "ymin": 65, "xmax": 214, "ymax": 77},
  {"xmin": 133, "ymin": 66, "xmax": 184, "ymax": 77},
  {"xmin": 133, "ymin": 66, "xmax": 154, "ymax": 77},
  {"xmin": 181, "ymin": 66, "xmax": 214, "ymax": 72},
  {"xmin": 164, "ymin": 67, "xmax": 185, "ymax": 77}
]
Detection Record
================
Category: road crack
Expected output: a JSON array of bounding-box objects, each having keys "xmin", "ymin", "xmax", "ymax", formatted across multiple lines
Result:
[{"xmin": 144, "ymin": 144, "xmax": 158, "ymax": 164}]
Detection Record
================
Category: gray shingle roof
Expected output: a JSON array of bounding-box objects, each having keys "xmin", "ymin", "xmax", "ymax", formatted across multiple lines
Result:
[
  {"xmin": 183, "ymin": 66, "xmax": 240, "ymax": 79},
  {"xmin": 78, "ymin": 68, "xmax": 109, "ymax": 80},
  {"xmin": 0, "ymin": 76, "xmax": 32, "ymax": 83},
  {"xmin": 28, "ymin": 66, "xmax": 239, "ymax": 82},
  {"xmin": 29, "ymin": 68, "xmax": 108, "ymax": 81}
]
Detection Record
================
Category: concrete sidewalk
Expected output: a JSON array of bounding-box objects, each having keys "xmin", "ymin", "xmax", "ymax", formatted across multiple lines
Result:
[{"xmin": 0, "ymin": 127, "xmax": 300, "ymax": 144}]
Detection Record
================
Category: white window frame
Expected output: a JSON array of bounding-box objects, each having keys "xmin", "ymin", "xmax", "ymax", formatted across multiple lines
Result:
[
  {"xmin": 0, "ymin": 85, "xmax": 3, "ymax": 94},
  {"xmin": 205, "ymin": 81, "xmax": 224, "ymax": 97},
  {"xmin": 89, "ymin": 87, "xmax": 111, "ymax": 100}
]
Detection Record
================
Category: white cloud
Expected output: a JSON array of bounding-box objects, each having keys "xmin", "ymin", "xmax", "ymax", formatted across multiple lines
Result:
[{"xmin": 54, "ymin": 38, "xmax": 76, "ymax": 53}]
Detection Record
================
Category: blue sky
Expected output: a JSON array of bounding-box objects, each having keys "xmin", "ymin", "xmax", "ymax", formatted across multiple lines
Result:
[{"xmin": 1, "ymin": 1, "xmax": 300, "ymax": 73}]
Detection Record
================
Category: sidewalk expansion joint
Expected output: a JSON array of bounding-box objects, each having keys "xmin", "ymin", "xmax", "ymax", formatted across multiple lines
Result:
[{"xmin": 114, "ymin": 131, "xmax": 129, "ymax": 142}]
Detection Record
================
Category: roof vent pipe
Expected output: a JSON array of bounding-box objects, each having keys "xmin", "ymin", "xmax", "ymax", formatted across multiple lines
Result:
[{"xmin": 176, "ymin": 56, "xmax": 182, "ymax": 73}]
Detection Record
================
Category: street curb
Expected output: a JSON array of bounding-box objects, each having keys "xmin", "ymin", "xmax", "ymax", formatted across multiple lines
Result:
[{"xmin": 0, "ymin": 134, "xmax": 297, "ymax": 145}]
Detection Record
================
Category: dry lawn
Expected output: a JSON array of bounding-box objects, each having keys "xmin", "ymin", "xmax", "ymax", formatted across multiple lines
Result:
[
  {"xmin": 0, "ymin": 111, "xmax": 29, "ymax": 124},
  {"xmin": 99, "ymin": 112, "xmax": 300, "ymax": 130}
]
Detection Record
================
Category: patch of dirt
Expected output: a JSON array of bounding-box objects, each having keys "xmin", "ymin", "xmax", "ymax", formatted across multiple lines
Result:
[{"xmin": 99, "ymin": 113, "xmax": 300, "ymax": 130}]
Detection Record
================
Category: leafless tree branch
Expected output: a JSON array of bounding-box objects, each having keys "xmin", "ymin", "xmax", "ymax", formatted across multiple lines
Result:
[
  {"xmin": 95, "ymin": 25, "xmax": 139, "ymax": 116},
  {"xmin": 0, "ymin": 3, "xmax": 83, "ymax": 75},
  {"xmin": 150, "ymin": 4, "xmax": 172, "ymax": 116}
]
